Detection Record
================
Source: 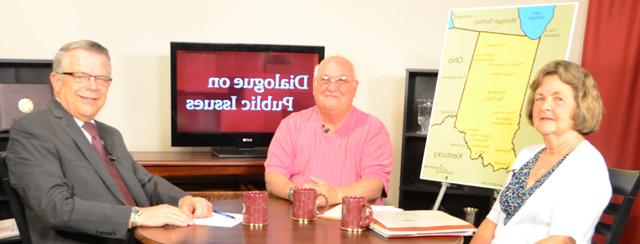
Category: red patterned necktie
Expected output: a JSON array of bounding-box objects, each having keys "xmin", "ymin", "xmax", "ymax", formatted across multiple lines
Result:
[{"xmin": 82, "ymin": 122, "xmax": 136, "ymax": 206}]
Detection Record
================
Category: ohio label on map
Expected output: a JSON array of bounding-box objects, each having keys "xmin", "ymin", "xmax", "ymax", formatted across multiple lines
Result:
[{"xmin": 420, "ymin": 3, "xmax": 577, "ymax": 189}]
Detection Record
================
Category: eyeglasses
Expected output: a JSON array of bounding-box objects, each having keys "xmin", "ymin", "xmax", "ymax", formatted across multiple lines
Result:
[
  {"xmin": 316, "ymin": 74, "xmax": 352, "ymax": 88},
  {"xmin": 59, "ymin": 72, "xmax": 112, "ymax": 87}
]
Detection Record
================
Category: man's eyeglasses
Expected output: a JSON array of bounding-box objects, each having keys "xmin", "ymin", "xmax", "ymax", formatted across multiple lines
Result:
[
  {"xmin": 316, "ymin": 75, "xmax": 352, "ymax": 88},
  {"xmin": 59, "ymin": 72, "xmax": 112, "ymax": 87}
]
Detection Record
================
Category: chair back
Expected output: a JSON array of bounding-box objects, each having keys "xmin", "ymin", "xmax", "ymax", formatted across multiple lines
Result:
[
  {"xmin": 0, "ymin": 153, "xmax": 31, "ymax": 244},
  {"xmin": 0, "ymin": 158, "xmax": 13, "ymax": 220},
  {"xmin": 593, "ymin": 168, "xmax": 640, "ymax": 244}
]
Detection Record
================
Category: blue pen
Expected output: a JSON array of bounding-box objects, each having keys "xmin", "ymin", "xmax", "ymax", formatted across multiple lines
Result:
[{"xmin": 214, "ymin": 210, "xmax": 236, "ymax": 219}]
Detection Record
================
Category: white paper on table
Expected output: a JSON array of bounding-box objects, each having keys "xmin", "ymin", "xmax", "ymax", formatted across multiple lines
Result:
[
  {"xmin": 370, "ymin": 210, "xmax": 476, "ymax": 238},
  {"xmin": 194, "ymin": 212, "xmax": 243, "ymax": 227},
  {"xmin": 374, "ymin": 210, "xmax": 472, "ymax": 229}
]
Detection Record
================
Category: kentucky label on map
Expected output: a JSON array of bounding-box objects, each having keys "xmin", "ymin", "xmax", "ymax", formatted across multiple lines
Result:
[{"xmin": 420, "ymin": 3, "xmax": 577, "ymax": 189}]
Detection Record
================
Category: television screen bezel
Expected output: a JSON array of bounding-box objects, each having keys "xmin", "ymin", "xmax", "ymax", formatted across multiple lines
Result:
[{"xmin": 170, "ymin": 42, "xmax": 325, "ymax": 148}]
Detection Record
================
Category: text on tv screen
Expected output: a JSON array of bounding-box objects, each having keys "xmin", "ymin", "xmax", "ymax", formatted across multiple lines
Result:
[{"xmin": 175, "ymin": 49, "xmax": 319, "ymax": 134}]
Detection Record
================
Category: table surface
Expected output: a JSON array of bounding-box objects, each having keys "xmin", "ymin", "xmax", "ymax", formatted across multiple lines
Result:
[{"xmin": 135, "ymin": 197, "xmax": 464, "ymax": 244}]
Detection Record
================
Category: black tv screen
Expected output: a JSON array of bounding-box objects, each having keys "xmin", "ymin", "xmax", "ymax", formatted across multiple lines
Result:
[{"xmin": 170, "ymin": 42, "xmax": 324, "ymax": 157}]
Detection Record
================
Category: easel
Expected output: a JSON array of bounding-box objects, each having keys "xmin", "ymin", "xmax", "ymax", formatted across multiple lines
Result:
[{"xmin": 432, "ymin": 176, "xmax": 449, "ymax": 210}]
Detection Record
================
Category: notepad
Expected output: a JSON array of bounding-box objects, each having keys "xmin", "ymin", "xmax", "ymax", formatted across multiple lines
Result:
[
  {"xmin": 194, "ymin": 213, "xmax": 243, "ymax": 227},
  {"xmin": 370, "ymin": 210, "xmax": 475, "ymax": 238}
]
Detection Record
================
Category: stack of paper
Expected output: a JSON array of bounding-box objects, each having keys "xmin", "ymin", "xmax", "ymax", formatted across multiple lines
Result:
[
  {"xmin": 319, "ymin": 204, "xmax": 403, "ymax": 220},
  {"xmin": 370, "ymin": 210, "xmax": 476, "ymax": 238}
]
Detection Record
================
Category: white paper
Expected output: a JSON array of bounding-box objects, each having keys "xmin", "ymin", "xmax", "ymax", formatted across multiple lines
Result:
[
  {"xmin": 374, "ymin": 210, "xmax": 471, "ymax": 229},
  {"xmin": 194, "ymin": 212, "xmax": 243, "ymax": 227},
  {"xmin": 370, "ymin": 223, "xmax": 474, "ymax": 238},
  {"xmin": 370, "ymin": 210, "xmax": 476, "ymax": 238}
]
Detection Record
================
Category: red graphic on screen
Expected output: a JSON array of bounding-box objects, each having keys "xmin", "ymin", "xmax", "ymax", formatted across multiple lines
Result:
[{"xmin": 175, "ymin": 50, "xmax": 318, "ymax": 133}]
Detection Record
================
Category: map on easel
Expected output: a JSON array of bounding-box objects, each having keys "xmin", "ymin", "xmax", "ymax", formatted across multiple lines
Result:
[{"xmin": 421, "ymin": 3, "xmax": 577, "ymax": 189}]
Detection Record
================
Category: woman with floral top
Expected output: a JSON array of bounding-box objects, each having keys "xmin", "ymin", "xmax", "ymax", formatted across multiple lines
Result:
[{"xmin": 471, "ymin": 60, "xmax": 611, "ymax": 244}]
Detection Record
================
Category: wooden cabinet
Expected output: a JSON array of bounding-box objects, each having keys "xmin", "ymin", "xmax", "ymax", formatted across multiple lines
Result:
[
  {"xmin": 132, "ymin": 151, "xmax": 265, "ymax": 191},
  {"xmin": 398, "ymin": 69, "xmax": 494, "ymax": 225}
]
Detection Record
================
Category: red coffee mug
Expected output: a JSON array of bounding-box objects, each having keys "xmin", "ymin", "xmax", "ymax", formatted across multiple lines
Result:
[
  {"xmin": 291, "ymin": 188, "xmax": 328, "ymax": 222},
  {"xmin": 340, "ymin": 196, "xmax": 373, "ymax": 231},
  {"xmin": 242, "ymin": 191, "xmax": 268, "ymax": 227}
]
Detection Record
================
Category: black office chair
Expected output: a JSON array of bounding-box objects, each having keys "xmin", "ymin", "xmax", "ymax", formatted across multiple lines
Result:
[
  {"xmin": 593, "ymin": 168, "xmax": 640, "ymax": 244},
  {"xmin": 0, "ymin": 153, "xmax": 31, "ymax": 244}
]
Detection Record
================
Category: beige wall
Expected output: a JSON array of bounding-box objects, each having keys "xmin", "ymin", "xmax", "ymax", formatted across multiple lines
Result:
[{"xmin": 0, "ymin": 0, "xmax": 588, "ymax": 206}]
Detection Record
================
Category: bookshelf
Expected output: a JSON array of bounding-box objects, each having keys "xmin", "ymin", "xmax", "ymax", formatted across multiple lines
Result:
[{"xmin": 398, "ymin": 69, "xmax": 494, "ymax": 226}]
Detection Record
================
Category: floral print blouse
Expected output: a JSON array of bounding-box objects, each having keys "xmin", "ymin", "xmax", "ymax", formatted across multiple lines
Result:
[{"xmin": 499, "ymin": 148, "xmax": 568, "ymax": 224}]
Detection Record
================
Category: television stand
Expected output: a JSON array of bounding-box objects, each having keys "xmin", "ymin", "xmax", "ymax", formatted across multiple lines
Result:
[{"xmin": 211, "ymin": 147, "xmax": 268, "ymax": 159}]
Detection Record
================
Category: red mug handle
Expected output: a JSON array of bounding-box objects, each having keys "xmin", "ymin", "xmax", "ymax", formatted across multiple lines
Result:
[
  {"xmin": 315, "ymin": 194, "xmax": 329, "ymax": 215},
  {"xmin": 361, "ymin": 204, "xmax": 373, "ymax": 227}
]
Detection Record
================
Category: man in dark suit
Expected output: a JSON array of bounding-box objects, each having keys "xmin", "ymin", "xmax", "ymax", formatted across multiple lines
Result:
[{"xmin": 5, "ymin": 40, "xmax": 212, "ymax": 243}]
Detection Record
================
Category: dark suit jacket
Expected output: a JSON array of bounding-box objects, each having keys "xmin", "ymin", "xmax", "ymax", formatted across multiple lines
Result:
[{"xmin": 5, "ymin": 101, "xmax": 186, "ymax": 243}]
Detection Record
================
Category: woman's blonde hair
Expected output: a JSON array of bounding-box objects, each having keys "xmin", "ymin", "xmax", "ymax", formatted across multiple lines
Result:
[{"xmin": 526, "ymin": 60, "xmax": 603, "ymax": 135}]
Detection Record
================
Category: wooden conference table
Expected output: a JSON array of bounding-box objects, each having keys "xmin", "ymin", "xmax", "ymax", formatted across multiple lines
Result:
[{"xmin": 135, "ymin": 197, "xmax": 463, "ymax": 244}]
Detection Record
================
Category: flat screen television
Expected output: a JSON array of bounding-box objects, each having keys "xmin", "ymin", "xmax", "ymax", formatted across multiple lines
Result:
[{"xmin": 171, "ymin": 42, "xmax": 324, "ymax": 158}]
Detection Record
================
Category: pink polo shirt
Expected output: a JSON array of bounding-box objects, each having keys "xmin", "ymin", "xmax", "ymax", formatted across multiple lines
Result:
[{"xmin": 264, "ymin": 106, "xmax": 393, "ymax": 200}]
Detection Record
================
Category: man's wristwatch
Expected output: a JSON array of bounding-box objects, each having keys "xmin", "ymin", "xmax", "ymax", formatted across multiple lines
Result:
[
  {"xmin": 130, "ymin": 207, "xmax": 141, "ymax": 228},
  {"xmin": 287, "ymin": 186, "xmax": 295, "ymax": 201}
]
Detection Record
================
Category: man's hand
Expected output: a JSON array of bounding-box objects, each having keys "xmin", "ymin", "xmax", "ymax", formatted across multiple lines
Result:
[
  {"xmin": 178, "ymin": 195, "xmax": 213, "ymax": 218},
  {"xmin": 299, "ymin": 177, "xmax": 385, "ymax": 205},
  {"xmin": 134, "ymin": 204, "xmax": 194, "ymax": 228},
  {"xmin": 300, "ymin": 176, "xmax": 341, "ymax": 205}
]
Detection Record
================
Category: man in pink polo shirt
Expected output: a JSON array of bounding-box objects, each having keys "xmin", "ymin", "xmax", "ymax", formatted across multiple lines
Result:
[{"xmin": 264, "ymin": 56, "xmax": 393, "ymax": 205}]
